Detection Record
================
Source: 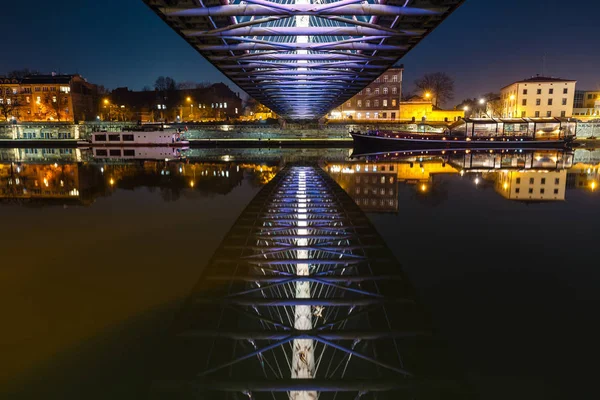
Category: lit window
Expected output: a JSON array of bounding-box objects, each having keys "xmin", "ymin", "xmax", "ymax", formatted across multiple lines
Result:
[
  {"xmin": 357, "ymin": 100, "xmax": 362, "ymax": 107},
  {"xmin": 224, "ymin": 102, "xmax": 227, "ymax": 108},
  {"xmin": 235, "ymin": 107, "xmax": 238, "ymax": 114},
  {"xmin": 52, "ymin": 96, "xmax": 57, "ymax": 103},
  {"xmin": 392, "ymin": 75, "xmax": 398, "ymax": 82},
  {"xmin": 346, "ymin": 101, "xmax": 351, "ymax": 107},
  {"xmin": 383, "ymin": 99, "xmax": 388, "ymax": 107},
  {"xmin": 392, "ymin": 99, "xmax": 397, "ymax": 107},
  {"xmin": 26, "ymin": 96, "xmax": 30, "ymax": 103},
  {"xmin": 6, "ymin": 98, "xmax": 10, "ymax": 105}
]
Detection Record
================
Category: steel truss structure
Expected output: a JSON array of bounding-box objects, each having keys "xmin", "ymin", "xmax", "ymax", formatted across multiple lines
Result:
[
  {"xmin": 143, "ymin": 0, "xmax": 465, "ymax": 119},
  {"xmin": 154, "ymin": 165, "xmax": 461, "ymax": 399}
]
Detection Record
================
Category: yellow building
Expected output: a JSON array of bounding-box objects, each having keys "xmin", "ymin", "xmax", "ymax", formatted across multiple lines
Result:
[{"xmin": 399, "ymin": 96, "xmax": 464, "ymax": 122}]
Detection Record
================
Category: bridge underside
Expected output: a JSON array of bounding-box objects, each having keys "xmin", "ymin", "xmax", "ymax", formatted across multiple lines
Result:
[
  {"xmin": 143, "ymin": 0, "xmax": 465, "ymax": 120},
  {"xmin": 152, "ymin": 165, "xmax": 463, "ymax": 399}
]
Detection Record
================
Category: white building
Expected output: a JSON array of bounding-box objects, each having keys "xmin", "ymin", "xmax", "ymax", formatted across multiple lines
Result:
[
  {"xmin": 495, "ymin": 170, "xmax": 567, "ymax": 201},
  {"xmin": 500, "ymin": 76, "xmax": 576, "ymax": 118}
]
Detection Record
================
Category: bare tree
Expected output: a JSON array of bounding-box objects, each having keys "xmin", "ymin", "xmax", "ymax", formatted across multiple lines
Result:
[
  {"xmin": 414, "ymin": 72, "xmax": 455, "ymax": 107},
  {"xmin": 0, "ymin": 98, "xmax": 19, "ymax": 121},
  {"xmin": 155, "ymin": 76, "xmax": 177, "ymax": 91},
  {"xmin": 7, "ymin": 68, "xmax": 39, "ymax": 79}
]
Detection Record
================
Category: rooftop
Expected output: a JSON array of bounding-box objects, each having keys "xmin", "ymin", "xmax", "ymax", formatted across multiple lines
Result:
[
  {"xmin": 502, "ymin": 75, "xmax": 576, "ymax": 89},
  {"xmin": 20, "ymin": 74, "xmax": 76, "ymax": 85}
]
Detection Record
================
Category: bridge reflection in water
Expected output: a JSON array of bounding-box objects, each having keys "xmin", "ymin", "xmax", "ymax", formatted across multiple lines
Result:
[{"xmin": 152, "ymin": 164, "xmax": 460, "ymax": 399}]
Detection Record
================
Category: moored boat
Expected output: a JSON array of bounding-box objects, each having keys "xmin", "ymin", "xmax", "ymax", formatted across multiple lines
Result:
[
  {"xmin": 351, "ymin": 118, "xmax": 577, "ymax": 151},
  {"xmin": 84, "ymin": 127, "xmax": 189, "ymax": 147}
]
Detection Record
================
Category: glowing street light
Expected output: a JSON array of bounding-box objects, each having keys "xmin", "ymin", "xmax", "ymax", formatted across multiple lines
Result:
[
  {"xmin": 425, "ymin": 92, "xmax": 431, "ymax": 99},
  {"xmin": 463, "ymin": 106, "xmax": 469, "ymax": 111},
  {"xmin": 509, "ymin": 94, "xmax": 515, "ymax": 100},
  {"xmin": 103, "ymin": 99, "xmax": 109, "ymax": 105},
  {"xmin": 479, "ymin": 98, "xmax": 486, "ymax": 105}
]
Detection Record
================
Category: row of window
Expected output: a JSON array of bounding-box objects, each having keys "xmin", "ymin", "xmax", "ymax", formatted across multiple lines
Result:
[
  {"xmin": 511, "ymin": 111, "xmax": 567, "ymax": 118},
  {"xmin": 515, "ymin": 177, "xmax": 560, "ymax": 185},
  {"xmin": 516, "ymin": 98, "xmax": 568, "ymax": 106},
  {"xmin": 96, "ymin": 149, "xmax": 135, "ymax": 157},
  {"xmin": 515, "ymin": 188, "xmax": 559, "ymax": 195},
  {"xmin": 348, "ymin": 99, "xmax": 398, "ymax": 108},
  {"xmin": 506, "ymin": 88, "xmax": 570, "ymax": 98},
  {"xmin": 374, "ymin": 75, "xmax": 399, "ymax": 83},
  {"xmin": 20, "ymin": 132, "xmax": 72, "ymax": 139},
  {"xmin": 355, "ymin": 187, "xmax": 396, "ymax": 196},
  {"xmin": 358, "ymin": 87, "xmax": 398, "ymax": 96},
  {"xmin": 94, "ymin": 134, "xmax": 135, "ymax": 142},
  {"xmin": 355, "ymin": 112, "xmax": 397, "ymax": 119},
  {"xmin": 355, "ymin": 176, "xmax": 396, "ymax": 184}
]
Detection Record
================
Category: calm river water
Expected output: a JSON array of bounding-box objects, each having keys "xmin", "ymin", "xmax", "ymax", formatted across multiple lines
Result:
[{"xmin": 1, "ymin": 146, "xmax": 598, "ymax": 399}]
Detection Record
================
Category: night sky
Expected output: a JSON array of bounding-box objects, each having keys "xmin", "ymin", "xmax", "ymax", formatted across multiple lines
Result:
[{"xmin": 3, "ymin": 0, "xmax": 599, "ymax": 105}]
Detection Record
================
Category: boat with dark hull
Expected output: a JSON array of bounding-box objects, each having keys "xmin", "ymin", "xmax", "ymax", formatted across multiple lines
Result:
[{"xmin": 351, "ymin": 117, "xmax": 577, "ymax": 152}]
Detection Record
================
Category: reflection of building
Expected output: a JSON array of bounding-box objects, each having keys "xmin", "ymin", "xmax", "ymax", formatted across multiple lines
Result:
[
  {"xmin": 0, "ymin": 162, "xmax": 104, "ymax": 206},
  {"xmin": 567, "ymin": 163, "xmax": 600, "ymax": 192},
  {"xmin": 449, "ymin": 150, "xmax": 574, "ymax": 171},
  {"xmin": 500, "ymin": 76, "xmax": 576, "ymax": 118},
  {"xmin": 327, "ymin": 164, "xmax": 398, "ymax": 212},
  {"xmin": 330, "ymin": 67, "xmax": 403, "ymax": 121},
  {"xmin": 494, "ymin": 170, "xmax": 567, "ymax": 201}
]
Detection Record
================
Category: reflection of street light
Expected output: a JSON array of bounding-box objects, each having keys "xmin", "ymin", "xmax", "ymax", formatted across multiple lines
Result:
[{"xmin": 591, "ymin": 181, "xmax": 597, "ymax": 191}]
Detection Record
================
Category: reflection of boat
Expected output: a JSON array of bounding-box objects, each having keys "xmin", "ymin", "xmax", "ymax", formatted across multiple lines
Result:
[
  {"xmin": 85, "ymin": 129, "xmax": 189, "ymax": 147},
  {"xmin": 351, "ymin": 118, "xmax": 577, "ymax": 151},
  {"xmin": 92, "ymin": 146, "xmax": 186, "ymax": 160}
]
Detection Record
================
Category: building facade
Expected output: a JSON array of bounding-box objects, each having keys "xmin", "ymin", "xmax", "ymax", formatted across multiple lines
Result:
[
  {"xmin": 500, "ymin": 76, "xmax": 576, "ymax": 118},
  {"xmin": 330, "ymin": 67, "xmax": 403, "ymax": 121},
  {"xmin": 110, "ymin": 83, "xmax": 243, "ymax": 123},
  {"xmin": 398, "ymin": 95, "xmax": 464, "ymax": 122},
  {"xmin": 572, "ymin": 90, "xmax": 600, "ymax": 118},
  {"xmin": 0, "ymin": 74, "xmax": 99, "ymax": 122}
]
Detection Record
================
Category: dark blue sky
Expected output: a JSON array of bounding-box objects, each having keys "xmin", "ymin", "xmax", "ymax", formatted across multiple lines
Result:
[{"xmin": 2, "ymin": 0, "xmax": 599, "ymax": 105}]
